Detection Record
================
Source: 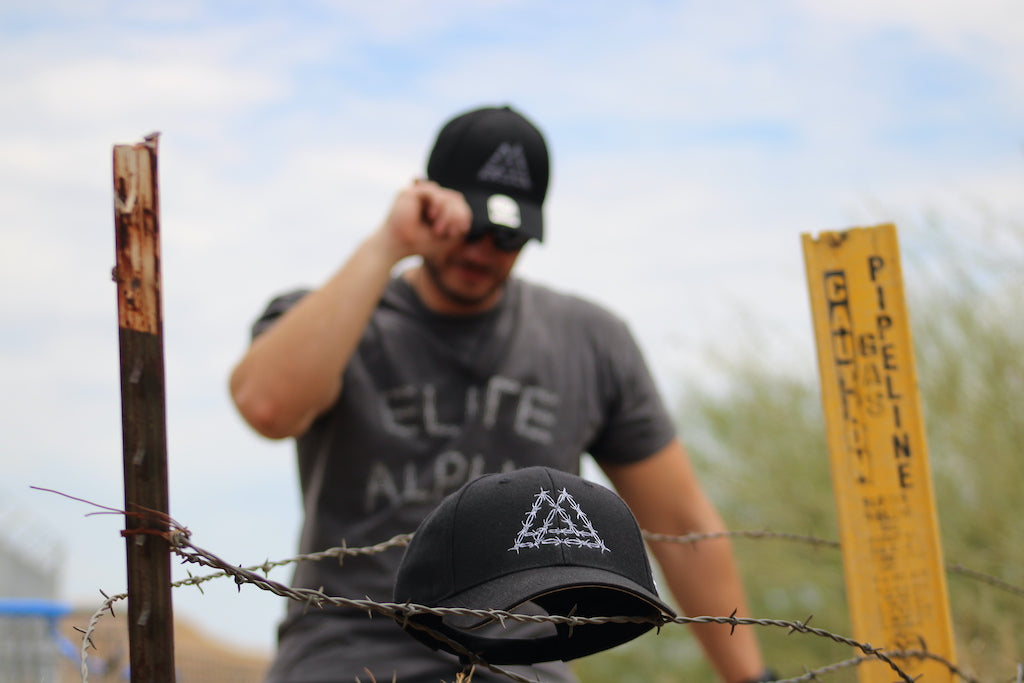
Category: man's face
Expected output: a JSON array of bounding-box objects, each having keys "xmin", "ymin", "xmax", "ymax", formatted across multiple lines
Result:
[{"xmin": 420, "ymin": 231, "xmax": 524, "ymax": 313}]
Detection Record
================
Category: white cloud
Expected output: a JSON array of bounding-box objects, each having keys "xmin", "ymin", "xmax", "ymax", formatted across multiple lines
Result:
[
  {"xmin": 797, "ymin": 0, "xmax": 1024, "ymax": 40},
  {"xmin": 795, "ymin": 0, "xmax": 1024, "ymax": 100},
  {"xmin": 29, "ymin": 60, "xmax": 283, "ymax": 121}
]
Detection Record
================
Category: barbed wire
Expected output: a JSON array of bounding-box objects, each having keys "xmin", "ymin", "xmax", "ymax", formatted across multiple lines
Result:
[
  {"xmin": 75, "ymin": 590, "xmax": 124, "ymax": 683},
  {"xmin": 945, "ymin": 562, "xmax": 1024, "ymax": 600},
  {"xmin": 174, "ymin": 527, "xmax": 1024, "ymax": 603},
  {"xmin": 84, "ymin": 531, "xmax": 1001, "ymax": 683},
  {"xmin": 173, "ymin": 529, "xmax": 987, "ymax": 683},
  {"xmin": 176, "ymin": 533, "xmax": 414, "ymax": 593},
  {"xmin": 44, "ymin": 491, "xmax": 1020, "ymax": 683},
  {"xmin": 642, "ymin": 528, "xmax": 841, "ymax": 549},
  {"xmin": 165, "ymin": 528, "xmax": 922, "ymax": 683}
]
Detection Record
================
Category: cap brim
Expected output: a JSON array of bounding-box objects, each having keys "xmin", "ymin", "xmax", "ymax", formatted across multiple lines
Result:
[
  {"xmin": 459, "ymin": 188, "xmax": 544, "ymax": 242},
  {"xmin": 438, "ymin": 564, "xmax": 675, "ymax": 629},
  {"xmin": 400, "ymin": 565, "xmax": 676, "ymax": 664}
]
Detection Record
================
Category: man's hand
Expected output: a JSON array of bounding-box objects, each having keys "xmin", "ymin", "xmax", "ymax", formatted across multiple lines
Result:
[
  {"xmin": 231, "ymin": 179, "xmax": 470, "ymax": 440},
  {"xmin": 379, "ymin": 179, "xmax": 472, "ymax": 261}
]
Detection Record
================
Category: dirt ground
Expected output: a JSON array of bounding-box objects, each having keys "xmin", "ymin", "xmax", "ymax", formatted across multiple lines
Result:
[{"xmin": 56, "ymin": 607, "xmax": 270, "ymax": 682}]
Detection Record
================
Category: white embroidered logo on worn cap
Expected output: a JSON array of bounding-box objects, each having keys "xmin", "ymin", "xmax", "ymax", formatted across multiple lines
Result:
[
  {"xmin": 486, "ymin": 194, "xmax": 522, "ymax": 229},
  {"xmin": 477, "ymin": 142, "xmax": 533, "ymax": 190},
  {"xmin": 510, "ymin": 487, "xmax": 610, "ymax": 553}
]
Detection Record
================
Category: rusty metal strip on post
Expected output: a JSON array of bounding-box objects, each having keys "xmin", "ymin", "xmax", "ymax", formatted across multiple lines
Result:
[
  {"xmin": 802, "ymin": 224, "xmax": 955, "ymax": 683},
  {"xmin": 112, "ymin": 132, "xmax": 176, "ymax": 682}
]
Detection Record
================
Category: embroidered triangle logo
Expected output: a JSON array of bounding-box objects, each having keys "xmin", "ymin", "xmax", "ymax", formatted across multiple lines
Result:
[
  {"xmin": 477, "ymin": 142, "xmax": 533, "ymax": 190},
  {"xmin": 509, "ymin": 487, "xmax": 610, "ymax": 553}
]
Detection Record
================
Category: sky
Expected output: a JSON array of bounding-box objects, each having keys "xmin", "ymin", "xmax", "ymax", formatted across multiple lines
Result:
[{"xmin": 1, "ymin": 0, "xmax": 1022, "ymax": 657}]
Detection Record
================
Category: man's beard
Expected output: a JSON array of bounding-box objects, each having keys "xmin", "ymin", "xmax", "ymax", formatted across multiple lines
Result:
[{"xmin": 421, "ymin": 256, "xmax": 507, "ymax": 309}]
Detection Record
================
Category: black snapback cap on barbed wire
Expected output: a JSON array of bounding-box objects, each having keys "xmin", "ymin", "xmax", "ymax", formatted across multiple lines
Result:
[
  {"xmin": 393, "ymin": 466, "xmax": 675, "ymax": 665},
  {"xmin": 426, "ymin": 105, "xmax": 550, "ymax": 245}
]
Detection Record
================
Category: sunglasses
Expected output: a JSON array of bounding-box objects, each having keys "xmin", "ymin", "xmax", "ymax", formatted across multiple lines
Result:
[{"xmin": 464, "ymin": 225, "xmax": 532, "ymax": 252}]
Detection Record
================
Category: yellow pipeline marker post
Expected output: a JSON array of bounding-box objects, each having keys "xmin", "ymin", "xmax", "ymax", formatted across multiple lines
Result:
[{"xmin": 802, "ymin": 224, "xmax": 955, "ymax": 683}]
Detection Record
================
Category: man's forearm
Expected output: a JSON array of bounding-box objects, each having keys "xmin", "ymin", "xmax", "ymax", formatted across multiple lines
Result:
[{"xmin": 653, "ymin": 535, "xmax": 766, "ymax": 683}]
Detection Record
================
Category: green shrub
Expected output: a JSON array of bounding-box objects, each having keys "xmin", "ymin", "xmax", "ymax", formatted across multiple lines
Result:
[{"xmin": 574, "ymin": 212, "xmax": 1023, "ymax": 682}]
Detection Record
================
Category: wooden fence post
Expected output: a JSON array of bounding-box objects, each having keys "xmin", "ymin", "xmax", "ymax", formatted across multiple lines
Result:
[{"xmin": 112, "ymin": 132, "xmax": 176, "ymax": 682}]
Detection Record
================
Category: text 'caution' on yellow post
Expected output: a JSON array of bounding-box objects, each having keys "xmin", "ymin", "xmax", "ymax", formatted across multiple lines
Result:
[{"xmin": 802, "ymin": 224, "xmax": 955, "ymax": 683}]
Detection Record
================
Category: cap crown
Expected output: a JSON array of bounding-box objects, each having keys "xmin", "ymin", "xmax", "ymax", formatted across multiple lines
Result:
[{"xmin": 446, "ymin": 471, "xmax": 650, "ymax": 600}]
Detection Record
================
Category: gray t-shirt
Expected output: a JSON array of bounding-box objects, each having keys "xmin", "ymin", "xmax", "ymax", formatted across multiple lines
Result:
[{"xmin": 255, "ymin": 276, "xmax": 676, "ymax": 682}]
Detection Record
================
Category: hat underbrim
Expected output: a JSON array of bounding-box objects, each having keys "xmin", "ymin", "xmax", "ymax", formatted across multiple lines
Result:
[
  {"xmin": 439, "ymin": 563, "xmax": 674, "ymax": 627},
  {"xmin": 399, "ymin": 565, "xmax": 675, "ymax": 664}
]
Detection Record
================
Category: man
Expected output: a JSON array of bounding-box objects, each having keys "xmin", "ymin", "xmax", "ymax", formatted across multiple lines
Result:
[{"xmin": 230, "ymin": 105, "xmax": 770, "ymax": 682}]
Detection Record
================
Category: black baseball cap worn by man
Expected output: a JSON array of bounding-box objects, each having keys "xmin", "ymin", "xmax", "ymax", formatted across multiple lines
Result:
[{"xmin": 426, "ymin": 105, "xmax": 550, "ymax": 251}]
